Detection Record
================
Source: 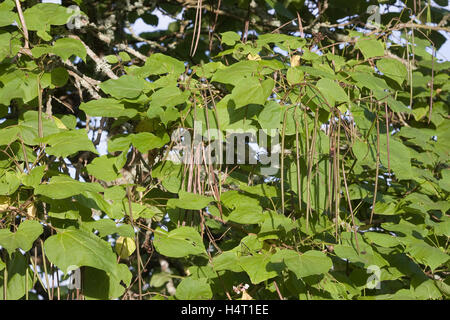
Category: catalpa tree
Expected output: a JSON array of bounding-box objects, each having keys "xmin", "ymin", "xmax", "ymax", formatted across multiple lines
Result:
[{"xmin": 0, "ymin": 0, "xmax": 449, "ymax": 300}]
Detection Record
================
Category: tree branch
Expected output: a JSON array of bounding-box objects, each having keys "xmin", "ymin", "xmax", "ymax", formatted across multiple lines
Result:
[{"xmin": 68, "ymin": 35, "xmax": 118, "ymax": 80}]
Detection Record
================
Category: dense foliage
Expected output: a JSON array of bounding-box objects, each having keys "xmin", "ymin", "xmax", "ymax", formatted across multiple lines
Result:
[{"xmin": 0, "ymin": 0, "xmax": 449, "ymax": 300}]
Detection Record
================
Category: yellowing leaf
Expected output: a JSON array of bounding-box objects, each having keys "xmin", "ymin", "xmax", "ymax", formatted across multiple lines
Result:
[
  {"xmin": 247, "ymin": 53, "xmax": 261, "ymax": 61},
  {"xmin": 26, "ymin": 204, "xmax": 37, "ymax": 218},
  {"xmin": 241, "ymin": 290, "xmax": 253, "ymax": 300},
  {"xmin": 52, "ymin": 116, "xmax": 68, "ymax": 129},
  {"xmin": 0, "ymin": 195, "xmax": 10, "ymax": 211},
  {"xmin": 115, "ymin": 236, "xmax": 136, "ymax": 259},
  {"xmin": 290, "ymin": 55, "xmax": 301, "ymax": 67}
]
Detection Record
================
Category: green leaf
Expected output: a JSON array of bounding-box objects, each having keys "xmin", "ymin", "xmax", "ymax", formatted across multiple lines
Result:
[
  {"xmin": 376, "ymin": 58, "xmax": 407, "ymax": 86},
  {"xmin": 259, "ymin": 211, "xmax": 297, "ymax": 237},
  {"xmin": 0, "ymin": 69, "xmax": 35, "ymax": 104},
  {"xmin": 132, "ymin": 132, "xmax": 169, "ymax": 153},
  {"xmin": 175, "ymin": 277, "xmax": 212, "ymax": 300},
  {"xmin": 40, "ymin": 130, "xmax": 98, "ymax": 158},
  {"xmin": 0, "ymin": 0, "xmax": 16, "ymax": 28},
  {"xmin": 111, "ymin": 199, "xmax": 161, "ymax": 220},
  {"xmin": 220, "ymin": 191, "xmax": 264, "ymax": 224},
  {"xmin": 439, "ymin": 169, "xmax": 450, "ymax": 192},
  {"xmin": 53, "ymin": 38, "xmax": 87, "ymax": 62},
  {"xmin": 372, "ymin": 201, "xmax": 398, "ymax": 215},
  {"xmin": 86, "ymin": 153, "xmax": 126, "ymax": 182},
  {"xmin": 22, "ymin": 165, "xmax": 45, "ymax": 188},
  {"xmin": 153, "ymin": 227, "xmax": 206, "ymax": 258},
  {"xmin": 150, "ymin": 272, "xmax": 172, "ymax": 288},
  {"xmin": 239, "ymin": 254, "xmax": 279, "ymax": 284},
  {"xmin": 212, "ymin": 251, "xmax": 243, "ymax": 273},
  {"xmin": 118, "ymin": 51, "xmax": 131, "ymax": 62},
  {"xmin": 85, "ymin": 219, "xmax": 134, "ymax": 238},
  {"xmin": 351, "ymin": 72, "xmax": 389, "ymax": 92},
  {"xmin": 387, "ymin": 96, "xmax": 412, "ymax": 114},
  {"xmin": 406, "ymin": 240, "xmax": 449, "ymax": 272},
  {"xmin": 353, "ymin": 135, "xmax": 413, "ymax": 180},
  {"xmin": 50, "ymin": 67, "xmax": 69, "ymax": 87},
  {"xmin": 231, "ymin": 77, "xmax": 272, "ymax": 108},
  {"xmin": 286, "ymin": 67, "xmax": 304, "ymax": 85},
  {"xmin": 193, "ymin": 61, "xmax": 223, "ymax": 78},
  {"xmin": 239, "ymin": 183, "xmax": 278, "ymax": 198},
  {"xmin": 380, "ymin": 137, "xmax": 413, "ymax": 180},
  {"xmin": 83, "ymin": 264, "xmax": 132, "ymax": 300},
  {"xmin": 382, "ymin": 220, "xmax": 428, "ymax": 239},
  {"xmin": 18, "ymin": 111, "xmax": 61, "ymax": 145},
  {"xmin": 221, "ymin": 31, "xmax": 241, "ymax": 46},
  {"xmin": 23, "ymin": 3, "xmax": 73, "ymax": 32},
  {"xmin": 100, "ymin": 75, "xmax": 149, "ymax": 99},
  {"xmin": 227, "ymin": 203, "xmax": 264, "ymax": 224},
  {"xmin": 44, "ymin": 229, "xmax": 122, "ymax": 276},
  {"xmin": 0, "ymin": 253, "xmax": 34, "ymax": 300},
  {"xmin": 80, "ymin": 98, "xmax": 137, "ymax": 118},
  {"xmin": 334, "ymin": 233, "xmax": 389, "ymax": 269},
  {"xmin": 316, "ymin": 78, "xmax": 348, "ymax": 107},
  {"xmin": 258, "ymin": 101, "xmax": 281, "ymax": 133},
  {"xmin": 151, "ymin": 161, "xmax": 183, "ymax": 194},
  {"xmin": 271, "ymin": 249, "xmax": 332, "ymax": 278},
  {"xmin": 44, "ymin": 197, "xmax": 87, "ymax": 220},
  {"xmin": 188, "ymin": 265, "xmax": 217, "ymax": 281},
  {"xmin": 35, "ymin": 175, "xmax": 103, "ymax": 199},
  {"xmin": 104, "ymin": 55, "xmax": 119, "ymax": 64},
  {"xmin": 0, "ymin": 220, "xmax": 43, "ymax": 254},
  {"xmin": 149, "ymin": 86, "xmax": 190, "ymax": 109},
  {"xmin": 355, "ymin": 38, "xmax": 384, "ymax": 59},
  {"xmin": 104, "ymin": 186, "xmax": 126, "ymax": 201},
  {"xmin": 37, "ymin": 30, "xmax": 52, "ymax": 41},
  {"xmin": 13, "ymin": 220, "xmax": 43, "ymax": 252},
  {"xmin": 432, "ymin": 217, "xmax": 450, "ymax": 237},
  {"xmin": 413, "ymin": 278, "xmax": 442, "ymax": 299},
  {"xmin": 167, "ymin": 191, "xmax": 214, "ymax": 210},
  {"xmin": 211, "ymin": 60, "xmax": 258, "ymax": 85},
  {"xmin": 143, "ymin": 53, "xmax": 185, "ymax": 76},
  {"xmin": 364, "ymin": 232, "xmax": 401, "ymax": 248},
  {"xmin": 221, "ymin": 191, "xmax": 257, "ymax": 209},
  {"xmin": 0, "ymin": 127, "xmax": 19, "ymax": 146},
  {"xmin": 435, "ymin": 279, "xmax": 450, "ymax": 298},
  {"xmin": 0, "ymin": 171, "xmax": 20, "ymax": 195},
  {"xmin": 107, "ymin": 135, "xmax": 132, "ymax": 153},
  {"xmin": 76, "ymin": 191, "xmax": 115, "ymax": 218}
]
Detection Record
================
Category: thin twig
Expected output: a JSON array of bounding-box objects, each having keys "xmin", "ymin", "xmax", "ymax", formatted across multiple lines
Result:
[
  {"xmin": 341, "ymin": 161, "xmax": 360, "ymax": 254},
  {"xmin": 370, "ymin": 112, "xmax": 380, "ymax": 225},
  {"xmin": 126, "ymin": 186, "xmax": 142, "ymax": 300},
  {"xmin": 14, "ymin": 0, "xmax": 29, "ymax": 49}
]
